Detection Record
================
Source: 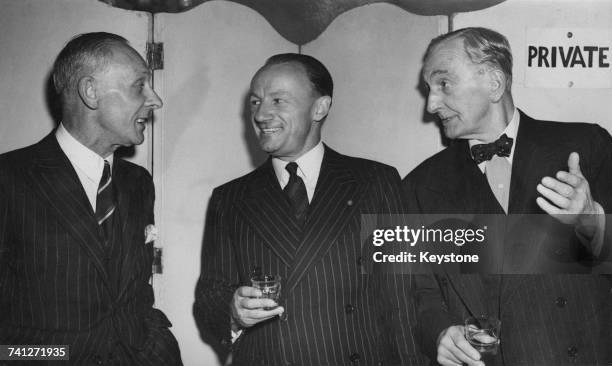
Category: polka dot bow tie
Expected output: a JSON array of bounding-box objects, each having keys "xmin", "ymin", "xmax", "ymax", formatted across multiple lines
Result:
[{"xmin": 470, "ymin": 134, "xmax": 514, "ymax": 164}]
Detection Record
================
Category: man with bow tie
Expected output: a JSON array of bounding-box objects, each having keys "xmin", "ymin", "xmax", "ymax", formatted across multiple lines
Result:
[
  {"xmin": 0, "ymin": 33, "xmax": 181, "ymax": 365},
  {"xmin": 403, "ymin": 27, "xmax": 612, "ymax": 365},
  {"xmin": 194, "ymin": 53, "xmax": 425, "ymax": 365}
]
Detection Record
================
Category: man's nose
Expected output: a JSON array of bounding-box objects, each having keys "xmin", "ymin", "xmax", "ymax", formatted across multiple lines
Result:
[
  {"xmin": 426, "ymin": 93, "xmax": 440, "ymax": 114},
  {"xmin": 146, "ymin": 88, "xmax": 163, "ymax": 110},
  {"xmin": 253, "ymin": 103, "xmax": 272, "ymax": 122}
]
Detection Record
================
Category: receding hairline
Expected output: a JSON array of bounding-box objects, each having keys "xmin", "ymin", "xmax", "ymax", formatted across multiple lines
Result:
[
  {"xmin": 52, "ymin": 36, "xmax": 146, "ymax": 96},
  {"xmin": 422, "ymin": 36, "xmax": 472, "ymax": 78}
]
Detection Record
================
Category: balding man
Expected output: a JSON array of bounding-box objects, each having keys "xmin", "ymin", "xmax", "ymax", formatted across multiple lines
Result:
[{"xmin": 0, "ymin": 32, "xmax": 181, "ymax": 365}]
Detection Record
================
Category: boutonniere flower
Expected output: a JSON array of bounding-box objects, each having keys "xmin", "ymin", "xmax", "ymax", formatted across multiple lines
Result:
[{"xmin": 145, "ymin": 224, "xmax": 158, "ymax": 244}]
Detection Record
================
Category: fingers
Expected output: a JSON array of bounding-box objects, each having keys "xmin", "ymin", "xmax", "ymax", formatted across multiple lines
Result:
[
  {"xmin": 535, "ymin": 152, "xmax": 596, "ymax": 227},
  {"xmin": 232, "ymin": 286, "xmax": 284, "ymax": 328},
  {"xmin": 236, "ymin": 285, "xmax": 263, "ymax": 298},
  {"xmin": 537, "ymin": 181, "xmax": 571, "ymax": 209},
  {"xmin": 437, "ymin": 326, "xmax": 483, "ymax": 366},
  {"xmin": 567, "ymin": 152, "xmax": 582, "ymax": 176}
]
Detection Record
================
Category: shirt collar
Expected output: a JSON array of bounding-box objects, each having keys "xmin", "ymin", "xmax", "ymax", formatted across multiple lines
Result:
[
  {"xmin": 272, "ymin": 141, "xmax": 324, "ymax": 188},
  {"xmin": 469, "ymin": 107, "xmax": 520, "ymax": 168},
  {"xmin": 55, "ymin": 123, "xmax": 114, "ymax": 183}
]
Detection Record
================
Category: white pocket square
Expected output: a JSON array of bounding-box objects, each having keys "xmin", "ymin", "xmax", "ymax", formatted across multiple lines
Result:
[{"xmin": 145, "ymin": 224, "xmax": 158, "ymax": 244}]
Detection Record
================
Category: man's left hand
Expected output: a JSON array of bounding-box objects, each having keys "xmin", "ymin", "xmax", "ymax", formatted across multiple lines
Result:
[{"xmin": 536, "ymin": 152, "xmax": 602, "ymax": 239}]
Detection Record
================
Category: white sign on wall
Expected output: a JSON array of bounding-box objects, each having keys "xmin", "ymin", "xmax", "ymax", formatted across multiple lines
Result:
[{"xmin": 524, "ymin": 28, "xmax": 612, "ymax": 88}]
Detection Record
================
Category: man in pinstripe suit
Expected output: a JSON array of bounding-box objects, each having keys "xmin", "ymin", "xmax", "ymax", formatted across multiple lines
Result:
[
  {"xmin": 194, "ymin": 53, "xmax": 425, "ymax": 365},
  {"xmin": 404, "ymin": 28, "xmax": 611, "ymax": 365},
  {"xmin": 0, "ymin": 33, "xmax": 181, "ymax": 365}
]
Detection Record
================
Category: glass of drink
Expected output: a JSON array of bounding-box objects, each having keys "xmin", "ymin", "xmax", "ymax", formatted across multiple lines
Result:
[
  {"xmin": 250, "ymin": 274, "xmax": 281, "ymax": 310},
  {"xmin": 464, "ymin": 315, "xmax": 501, "ymax": 363}
]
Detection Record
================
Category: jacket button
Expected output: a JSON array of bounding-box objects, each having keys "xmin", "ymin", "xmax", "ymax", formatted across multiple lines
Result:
[
  {"xmin": 349, "ymin": 352, "xmax": 361, "ymax": 363},
  {"xmin": 357, "ymin": 257, "xmax": 363, "ymax": 266},
  {"xmin": 345, "ymin": 304, "xmax": 355, "ymax": 314},
  {"xmin": 567, "ymin": 345, "xmax": 578, "ymax": 358},
  {"xmin": 92, "ymin": 355, "xmax": 103, "ymax": 365},
  {"xmin": 555, "ymin": 296, "xmax": 567, "ymax": 308}
]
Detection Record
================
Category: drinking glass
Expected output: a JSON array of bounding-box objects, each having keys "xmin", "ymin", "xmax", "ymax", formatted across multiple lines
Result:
[
  {"xmin": 464, "ymin": 315, "xmax": 501, "ymax": 363},
  {"xmin": 250, "ymin": 274, "xmax": 281, "ymax": 310}
]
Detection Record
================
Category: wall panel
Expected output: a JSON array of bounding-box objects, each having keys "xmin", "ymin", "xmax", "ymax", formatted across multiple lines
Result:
[{"xmin": 303, "ymin": 4, "xmax": 445, "ymax": 177}]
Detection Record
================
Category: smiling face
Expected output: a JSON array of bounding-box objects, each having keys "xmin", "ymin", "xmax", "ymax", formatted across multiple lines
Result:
[
  {"xmin": 422, "ymin": 37, "xmax": 495, "ymax": 140},
  {"xmin": 93, "ymin": 43, "xmax": 162, "ymax": 154},
  {"xmin": 249, "ymin": 62, "xmax": 326, "ymax": 161}
]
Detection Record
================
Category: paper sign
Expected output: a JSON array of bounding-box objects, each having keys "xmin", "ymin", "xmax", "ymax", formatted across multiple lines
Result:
[{"xmin": 524, "ymin": 28, "xmax": 612, "ymax": 88}]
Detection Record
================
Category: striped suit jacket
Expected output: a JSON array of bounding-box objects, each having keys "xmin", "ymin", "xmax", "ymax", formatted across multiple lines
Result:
[
  {"xmin": 194, "ymin": 146, "xmax": 426, "ymax": 366},
  {"xmin": 403, "ymin": 112, "xmax": 612, "ymax": 365},
  {"xmin": 0, "ymin": 133, "xmax": 181, "ymax": 365}
]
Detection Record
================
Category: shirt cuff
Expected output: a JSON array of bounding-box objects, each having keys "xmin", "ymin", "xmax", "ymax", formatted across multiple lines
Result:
[{"xmin": 230, "ymin": 316, "xmax": 243, "ymax": 343}]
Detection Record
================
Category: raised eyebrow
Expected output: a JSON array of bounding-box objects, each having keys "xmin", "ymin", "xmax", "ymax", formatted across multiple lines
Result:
[{"xmin": 428, "ymin": 69, "xmax": 449, "ymax": 79}]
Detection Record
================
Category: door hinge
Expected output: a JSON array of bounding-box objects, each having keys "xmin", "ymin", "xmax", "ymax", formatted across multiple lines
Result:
[
  {"xmin": 146, "ymin": 42, "xmax": 164, "ymax": 70},
  {"xmin": 153, "ymin": 247, "xmax": 163, "ymax": 274}
]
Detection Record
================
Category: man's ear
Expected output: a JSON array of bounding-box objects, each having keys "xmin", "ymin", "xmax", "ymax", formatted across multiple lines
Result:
[
  {"xmin": 77, "ymin": 76, "xmax": 99, "ymax": 110},
  {"xmin": 312, "ymin": 95, "xmax": 331, "ymax": 122},
  {"xmin": 488, "ymin": 69, "xmax": 506, "ymax": 102}
]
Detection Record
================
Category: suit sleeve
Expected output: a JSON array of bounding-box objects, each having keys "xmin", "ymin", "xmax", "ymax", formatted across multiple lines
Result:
[
  {"xmin": 402, "ymin": 171, "xmax": 454, "ymax": 363},
  {"xmin": 373, "ymin": 166, "xmax": 428, "ymax": 365},
  {"xmin": 0, "ymin": 161, "xmax": 10, "ymax": 324},
  {"xmin": 589, "ymin": 126, "xmax": 612, "ymax": 258},
  {"xmin": 193, "ymin": 188, "xmax": 239, "ymax": 362}
]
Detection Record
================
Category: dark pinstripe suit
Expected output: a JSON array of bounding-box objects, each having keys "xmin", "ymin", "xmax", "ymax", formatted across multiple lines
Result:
[
  {"xmin": 0, "ymin": 133, "xmax": 181, "ymax": 365},
  {"xmin": 194, "ymin": 145, "xmax": 426, "ymax": 366},
  {"xmin": 404, "ymin": 112, "xmax": 612, "ymax": 365}
]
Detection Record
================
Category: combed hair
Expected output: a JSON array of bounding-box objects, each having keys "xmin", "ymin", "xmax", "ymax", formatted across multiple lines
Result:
[
  {"xmin": 425, "ymin": 27, "xmax": 513, "ymax": 90},
  {"xmin": 52, "ymin": 32, "xmax": 129, "ymax": 97},
  {"xmin": 264, "ymin": 53, "xmax": 334, "ymax": 98}
]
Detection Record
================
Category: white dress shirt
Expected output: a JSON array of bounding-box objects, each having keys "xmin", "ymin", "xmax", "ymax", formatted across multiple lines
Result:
[{"xmin": 55, "ymin": 123, "xmax": 113, "ymax": 212}]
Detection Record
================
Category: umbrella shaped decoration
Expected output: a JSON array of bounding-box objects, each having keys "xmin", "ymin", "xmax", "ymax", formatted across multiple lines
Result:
[{"xmin": 100, "ymin": 0, "xmax": 506, "ymax": 45}]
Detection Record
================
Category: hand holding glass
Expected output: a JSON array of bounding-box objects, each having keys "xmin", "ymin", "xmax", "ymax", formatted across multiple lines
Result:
[
  {"xmin": 250, "ymin": 274, "xmax": 281, "ymax": 310},
  {"xmin": 464, "ymin": 315, "xmax": 501, "ymax": 363}
]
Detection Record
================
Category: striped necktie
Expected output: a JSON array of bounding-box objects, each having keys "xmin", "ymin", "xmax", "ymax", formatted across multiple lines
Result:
[
  {"xmin": 284, "ymin": 162, "xmax": 309, "ymax": 223},
  {"xmin": 96, "ymin": 160, "xmax": 116, "ymax": 240}
]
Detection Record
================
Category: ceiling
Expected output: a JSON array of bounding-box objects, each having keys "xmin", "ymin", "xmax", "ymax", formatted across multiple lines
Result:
[{"xmin": 100, "ymin": 0, "xmax": 506, "ymax": 45}]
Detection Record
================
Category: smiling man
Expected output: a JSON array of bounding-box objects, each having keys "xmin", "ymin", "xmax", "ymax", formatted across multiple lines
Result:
[
  {"xmin": 194, "ymin": 53, "xmax": 425, "ymax": 365},
  {"xmin": 0, "ymin": 32, "xmax": 181, "ymax": 365},
  {"xmin": 404, "ymin": 27, "xmax": 612, "ymax": 365}
]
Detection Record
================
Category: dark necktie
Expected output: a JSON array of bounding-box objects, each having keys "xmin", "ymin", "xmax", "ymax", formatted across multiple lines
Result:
[
  {"xmin": 470, "ymin": 134, "xmax": 514, "ymax": 164},
  {"xmin": 96, "ymin": 160, "xmax": 116, "ymax": 240},
  {"xmin": 284, "ymin": 162, "xmax": 309, "ymax": 222}
]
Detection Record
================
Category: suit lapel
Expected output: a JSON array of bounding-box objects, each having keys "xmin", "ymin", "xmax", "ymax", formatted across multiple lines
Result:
[
  {"xmin": 114, "ymin": 159, "xmax": 144, "ymax": 299},
  {"xmin": 509, "ymin": 112, "xmax": 541, "ymax": 214},
  {"xmin": 285, "ymin": 147, "xmax": 363, "ymax": 295},
  {"xmin": 235, "ymin": 159, "xmax": 301, "ymax": 267},
  {"xmin": 446, "ymin": 274, "xmax": 488, "ymax": 317},
  {"xmin": 27, "ymin": 133, "xmax": 112, "ymax": 291},
  {"xmin": 427, "ymin": 141, "xmax": 504, "ymax": 214}
]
